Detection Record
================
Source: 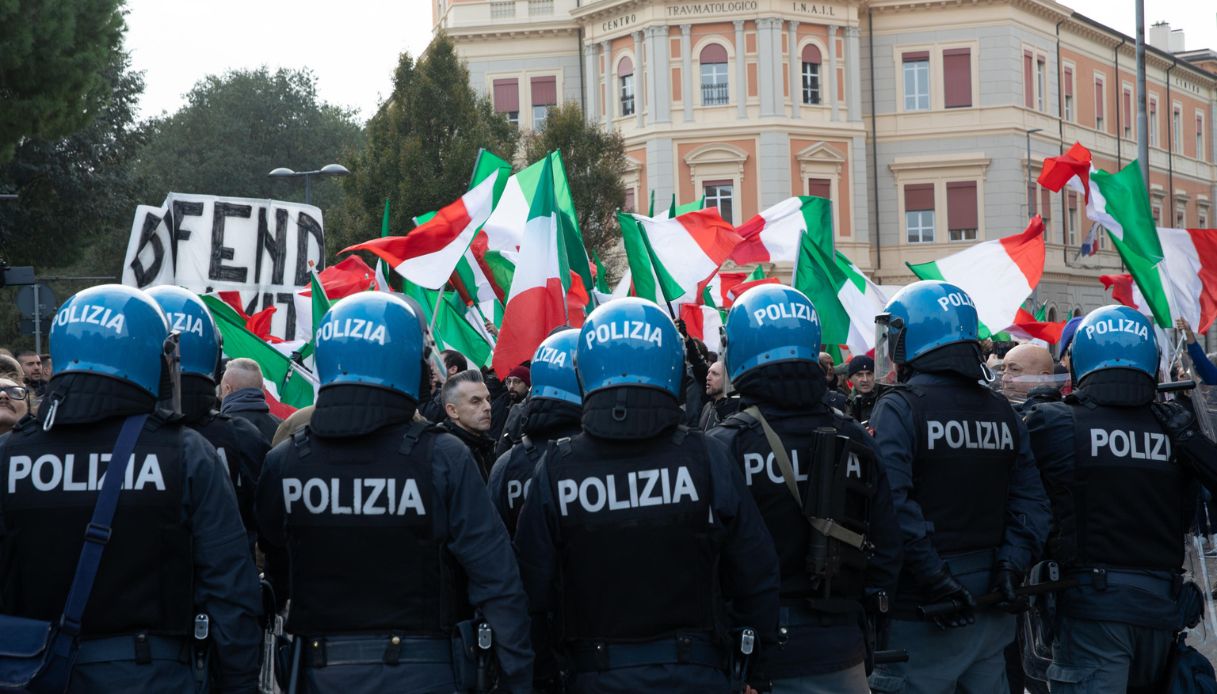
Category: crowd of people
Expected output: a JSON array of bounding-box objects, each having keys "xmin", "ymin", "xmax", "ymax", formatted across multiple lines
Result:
[{"xmin": 1, "ymin": 280, "xmax": 1217, "ymax": 694}]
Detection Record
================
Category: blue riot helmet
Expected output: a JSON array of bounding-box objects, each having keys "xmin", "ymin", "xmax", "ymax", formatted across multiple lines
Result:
[
  {"xmin": 576, "ymin": 298, "xmax": 683, "ymax": 398},
  {"xmin": 1069, "ymin": 305, "xmax": 1158, "ymax": 383},
  {"xmin": 723, "ymin": 284, "xmax": 822, "ymax": 382},
  {"xmin": 145, "ymin": 286, "xmax": 220, "ymax": 380},
  {"xmin": 530, "ymin": 329, "xmax": 582, "ymax": 406},
  {"xmin": 874, "ymin": 280, "xmax": 980, "ymax": 383},
  {"xmin": 50, "ymin": 284, "xmax": 170, "ymax": 397},
  {"xmin": 315, "ymin": 292, "xmax": 424, "ymax": 399}
]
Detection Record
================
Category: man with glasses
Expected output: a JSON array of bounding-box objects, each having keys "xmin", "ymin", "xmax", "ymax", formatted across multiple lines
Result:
[{"xmin": 0, "ymin": 378, "xmax": 29, "ymax": 435}]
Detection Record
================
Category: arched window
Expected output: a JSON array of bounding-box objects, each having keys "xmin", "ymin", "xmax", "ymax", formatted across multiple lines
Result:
[
  {"xmin": 618, "ymin": 57, "xmax": 635, "ymax": 116},
  {"xmin": 801, "ymin": 44, "xmax": 822, "ymax": 105},
  {"xmin": 699, "ymin": 44, "xmax": 729, "ymax": 106}
]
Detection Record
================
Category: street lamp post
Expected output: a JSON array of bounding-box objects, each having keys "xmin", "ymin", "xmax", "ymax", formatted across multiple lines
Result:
[
  {"xmin": 267, "ymin": 163, "xmax": 350, "ymax": 205},
  {"xmin": 1025, "ymin": 128, "xmax": 1043, "ymax": 218}
]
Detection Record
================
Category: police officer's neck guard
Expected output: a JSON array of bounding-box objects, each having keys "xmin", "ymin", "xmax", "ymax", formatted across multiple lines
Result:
[
  {"xmin": 1072, "ymin": 368, "xmax": 1157, "ymax": 407},
  {"xmin": 36, "ymin": 373, "xmax": 156, "ymax": 429},
  {"xmin": 522, "ymin": 397, "xmax": 582, "ymax": 441},
  {"xmin": 905, "ymin": 342, "xmax": 988, "ymax": 383},
  {"xmin": 309, "ymin": 384, "xmax": 418, "ymax": 438},
  {"xmin": 166, "ymin": 374, "xmax": 220, "ymax": 424},
  {"xmin": 582, "ymin": 386, "xmax": 681, "ymax": 440},
  {"xmin": 734, "ymin": 361, "xmax": 827, "ymax": 410}
]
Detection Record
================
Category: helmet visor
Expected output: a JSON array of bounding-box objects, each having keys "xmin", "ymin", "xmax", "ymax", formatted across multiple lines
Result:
[
  {"xmin": 999, "ymin": 371, "xmax": 1070, "ymax": 404},
  {"xmin": 874, "ymin": 314, "xmax": 900, "ymax": 386}
]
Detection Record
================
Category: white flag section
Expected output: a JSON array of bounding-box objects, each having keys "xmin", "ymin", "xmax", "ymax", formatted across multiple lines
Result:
[
  {"xmin": 122, "ymin": 193, "xmax": 324, "ymax": 341},
  {"xmin": 837, "ymin": 256, "xmax": 889, "ymax": 352},
  {"xmin": 481, "ymin": 169, "xmax": 531, "ymax": 253}
]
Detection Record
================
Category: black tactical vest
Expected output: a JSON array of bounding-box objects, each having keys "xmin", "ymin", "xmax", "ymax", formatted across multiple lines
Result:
[
  {"xmin": 548, "ymin": 429, "xmax": 720, "ymax": 642},
  {"xmin": 0, "ymin": 416, "xmax": 193, "ymax": 637},
  {"xmin": 497, "ymin": 436, "xmax": 543, "ymax": 536},
  {"xmin": 721, "ymin": 410, "xmax": 877, "ymax": 607},
  {"xmin": 895, "ymin": 384, "xmax": 1020, "ymax": 555},
  {"xmin": 1067, "ymin": 402, "xmax": 1189, "ymax": 571},
  {"xmin": 191, "ymin": 413, "xmax": 257, "ymax": 533},
  {"xmin": 282, "ymin": 422, "xmax": 471, "ymax": 636}
]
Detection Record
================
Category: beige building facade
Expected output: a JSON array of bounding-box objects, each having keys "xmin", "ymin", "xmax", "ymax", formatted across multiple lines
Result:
[{"xmin": 435, "ymin": 0, "xmax": 1217, "ymax": 332}]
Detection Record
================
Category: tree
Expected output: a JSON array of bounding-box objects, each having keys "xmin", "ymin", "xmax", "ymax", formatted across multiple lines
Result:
[
  {"xmin": 332, "ymin": 33, "xmax": 517, "ymax": 256},
  {"xmin": 0, "ymin": 0, "xmax": 126, "ymax": 164},
  {"xmin": 134, "ymin": 67, "xmax": 363, "ymax": 222},
  {"xmin": 522, "ymin": 102, "xmax": 626, "ymax": 259}
]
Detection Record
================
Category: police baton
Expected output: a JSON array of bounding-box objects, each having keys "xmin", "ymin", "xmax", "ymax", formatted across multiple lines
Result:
[{"xmin": 916, "ymin": 578, "xmax": 1079, "ymax": 619}]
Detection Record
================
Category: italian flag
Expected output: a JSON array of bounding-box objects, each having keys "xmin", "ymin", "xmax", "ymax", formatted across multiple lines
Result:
[
  {"xmin": 1125, "ymin": 227, "xmax": 1217, "ymax": 332},
  {"xmin": 342, "ymin": 171, "xmax": 500, "ymax": 289},
  {"xmin": 702, "ymin": 265, "xmax": 765, "ymax": 309},
  {"xmin": 730, "ymin": 196, "xmax": 832, "ymax": 265},
  {"xmin": 1007, "ymin": 308, "xmax": 1066, "ymax": 345},
  {"xmin": 619, "ymin": 208, "xmax": 741, "ymax": 306},
  {"xmin": 654, "ymin": 195, "xmax": 706, "ymax": 220},
  {"xmin": 201, "ymin": 294, "xmax": 317, "ymax": 413},
  {"xmin": 679, "ymin": 303, "xmax": 726, "ymax": 355},
  {"xmin": 793, "ymin": 229, "xmax": 888, "ymax": 354},
  {"xmin": 908, "ymin": 216, "xmax": 1046, "ymax": 338},
  {"xmin": 492, "ymin": 160, "xmax": 571, "ymax": 377}
]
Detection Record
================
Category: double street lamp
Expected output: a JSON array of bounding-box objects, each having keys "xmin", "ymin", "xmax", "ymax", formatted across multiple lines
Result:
[{"xmin": 267, "ymin": 163, "xmax": 350, "ymax": 205}]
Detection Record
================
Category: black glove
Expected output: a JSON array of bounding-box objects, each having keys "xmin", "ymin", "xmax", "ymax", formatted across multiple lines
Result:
[
  {"xmin": 991, "ymin": 561, "xmax": 1026, "ymax": 614},
  {"xmin": 921, "ymin": 568, "xmax": 975, "ymax": 630},
  {"xmin": 1151, "ymin": 400, "xmax": 1199, "ymax": 442}
]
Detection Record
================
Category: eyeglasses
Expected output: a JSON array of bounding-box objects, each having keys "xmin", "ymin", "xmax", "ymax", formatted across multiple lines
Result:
[{"xmin": 0, "ymin": 386, "xmax": 29, "ymax": 401}]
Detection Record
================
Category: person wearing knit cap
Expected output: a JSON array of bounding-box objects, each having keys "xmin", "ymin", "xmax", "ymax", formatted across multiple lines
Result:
[
  {"xmin": 494, "ymin": 365, "xmax": 533, "ymax": 456},
  {"xmin": 505, "ymin": 365, "xmax": 531, "ymax": 400},
  {"xmin": 846, "ymin": 354, "xmax": 879, "ymax": 422}
]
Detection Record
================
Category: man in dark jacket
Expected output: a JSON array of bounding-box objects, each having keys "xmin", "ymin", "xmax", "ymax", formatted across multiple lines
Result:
[
  {"xmin": 219, "ymin": 357, "xmax": 282, "ymax": 444},
  {"xmin": 846, "ymin": 355, "xmax": 879, "ymax": 423},
  {"xmin": 441, "ymin": 369, "xmax": 498, "ymax": 480}
]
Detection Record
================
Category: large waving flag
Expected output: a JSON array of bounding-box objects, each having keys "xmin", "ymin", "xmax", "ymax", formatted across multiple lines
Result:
[
  {"xmin": 679, "ymin": 303, "xmax": 726, "ymax": 355},
  {"xmin": 908, "ymin": 216, "xmax": 1046, "ymax": 337},
  {"xmin": 730, "ymin": 196, "xmax": 832, "ymax": 265},
  {"xmin": 793, "ymin": 229, "xmax": 887, "ymax": 354},
  {"xmin": 342, "ymin": 171, "xmax": 500, "ymax": 289},
  {"xmin": 1135, "ymin": 227, "xmax": 1217, "ymax": 333},
  {"xmin": 492, "ymin": 160, "xmax": 570, "ymax": 377},
  {"xmin": 619, "ymin": 208, "xmax": 741, "ymax": 306}
]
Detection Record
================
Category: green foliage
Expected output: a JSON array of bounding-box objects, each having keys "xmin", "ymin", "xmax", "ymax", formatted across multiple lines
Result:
[
  {"xmin": 0, "ymin": 0, "xmax": 126, "ymax": 164},
  {"xmin": 332, "ymin": 33, "xmax": 517, "ymax": 256},
  {"xmin": 522, "ymin": 102, "xmax": 626, "ymax": 259},
  {"xmin": 134, "ymin": 66, "xmax": 363, "ymax": 220}
]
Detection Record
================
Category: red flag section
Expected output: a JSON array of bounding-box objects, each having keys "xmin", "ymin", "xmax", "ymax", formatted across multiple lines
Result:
[
  {"xmin": 299, "ymin": 256, "xmax": 378, "ymax": 300},
  {"xmin": 726, "ymin": 277, "xmax": 781, "ymax": 304},
  {"xmin": 1099, "ymin": 274, "xmax": 1139, "ymax": 310},
  {"xmin": 216, "ymin": 291, "xmax": 281, "ymax": 343},
  {"xmin": 1038, "ymin": 141, "xmax": 1092, "ymax": 201},
  {"xmin": 1011, "ymin": 308, "xmax": 1066, "ymax": 345}
]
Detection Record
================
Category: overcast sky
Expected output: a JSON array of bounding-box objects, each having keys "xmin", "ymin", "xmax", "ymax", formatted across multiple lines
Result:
[{"xmin": 125, "ymin": 0, "xmax": 1216, "ymax": 123}]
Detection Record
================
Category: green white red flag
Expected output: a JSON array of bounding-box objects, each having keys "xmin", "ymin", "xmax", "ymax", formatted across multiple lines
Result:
[
  {"xmin": 679, "ymin": 303, "xmax": 726, "ymax": 355},
  {"xmin": 793, "ymin": 228, "xmax": 887, "ymax": 354},
  {"xmin": 731, "ymin": 196, "xmax": 832, "ymax": 265},
  {"xmin": 619, "ymin": 208, "xmax": 741, "ymax": 306}
]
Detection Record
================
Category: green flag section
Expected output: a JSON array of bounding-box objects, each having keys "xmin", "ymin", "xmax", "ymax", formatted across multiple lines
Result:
[
  {"xmin": 310, "ymin": 268, "xmax": 331, "ymax": 337},
  {"xmin": 591, "ymin": 249, "xmax": 611, "ymax": 294},
  {"xmin": 201, "ymin": 295, "xmax": 316, "ymax": 410},
  {"xmin": 377, "ymin": 198, "xmax": 400, "ymax": 291},
  {"xmin": 793, "ymin": 231, "xmax": 887, "ymax": 355},
  {"xmin": 398, "ymin": 280, "xmax": 495, "ymax": 368},
  {"xmin": 619, "ymin": 211, "xmax": 685, "ymax": 303},
  {"xmin": 1088, "ymin": 161, "xmax": 1164, "ymax": 265},
  {"xmin": 652, "ymin": 194, "xmax": 706, "ymax": 220},
  {"xmin": 908, "ymin": 216, "xmax": 1046, "ymax": 338}
]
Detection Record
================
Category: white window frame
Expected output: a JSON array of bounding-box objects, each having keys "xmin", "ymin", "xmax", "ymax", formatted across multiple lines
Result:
[
  {"xmin": 1198, "ymin": 111, "xmax": 1207, "ymax": 161},
  {"xmin": 1062, "ymin": 61, "xmax": 1075, "ymax": 122},
  {"xmin": 1173, "ymin": 102, "xmax": 1183, "ymax": 153},
  {"xmin": 1093, "ymin": 74, "xmax": 1105, "ymax": 132},
  {"xmin": 620, "ymin": 73, "xmax": 635, "ymax": 116},
  {"xmin": 700, "ymin": 61, "xmax": 729, "ymax": 106},
  {"xmin": 1036, "ymin": 57, "xmax": 1047, "ymax": 112},
  {"xmin": 1149, "ymin": 96, "xmax": 1159, "ymax": 147},
  {"xmin": 703, "ymin": 181, "xmax": 736, "ymax": 225},
  {"xmin": 903, "ymin": 59, "xmax": 930, "ymax": 111},
  {"xmin": 906, "ymin": 209, "xmax": 936, "ymax": 244},
  {"xmin": 801, "ymin": 61, "xmax": 821, "ymax": 105}
]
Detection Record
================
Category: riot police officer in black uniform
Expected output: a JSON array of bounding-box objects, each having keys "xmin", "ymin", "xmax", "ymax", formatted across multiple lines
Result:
[
  {"xmin": 256, "ymin": 292, "xmax": 532, "ymax": 692},
  {"xmin": 710, "ymin": 284, "xmax": 902, "ymax": 692},
  {"xmin": 867, "ymin": 280, "xmax": 1050, "ymax": 694},
  {"xmin": 488, "ymin": 329, "xmax": 582, "ymax": 536},
  {"xmin": 515, "ymin": 297, "xmax": 781, "ymax": 692},
  {"xmin": 147, "ymin": 286, "xmax": 268, "ymax": 551},
  {"xmin": 0, "ymin": 284, "xmax": 261, "ymax": 692},
  {"xmin": 1026, "ymin": 305, "xmax": 1217, "ymax": 692}
]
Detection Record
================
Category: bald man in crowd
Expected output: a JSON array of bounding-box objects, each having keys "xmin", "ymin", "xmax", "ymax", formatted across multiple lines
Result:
[{"xmin": 1001, "ymin": 343, "xmax": 1061, "ymax": 412}]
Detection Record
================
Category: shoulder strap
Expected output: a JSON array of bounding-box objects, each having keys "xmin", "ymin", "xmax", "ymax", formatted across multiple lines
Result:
[
  {"xmin": 58, "ymin": 413, "xmax": 149, "ymax": 637},
  {"xmin": 291, "ymin": 426, "xmax": 311, "ymax": 458},
  {"xmin": 742, "ymin": 406, "xmax": 802, "ymax": 505},
  {"xmin": 398, "ymin": 420, "xmax": 432, "ymax": 456}
]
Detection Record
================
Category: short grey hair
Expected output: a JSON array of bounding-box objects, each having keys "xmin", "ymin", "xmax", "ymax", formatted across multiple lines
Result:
[
  {"xmin": 222, "ymin": 358, "xmax": 265, "ymax": 390},
  {"xmin": 441, "ymin": 369, "xmax": 484, "ymax": 408}
]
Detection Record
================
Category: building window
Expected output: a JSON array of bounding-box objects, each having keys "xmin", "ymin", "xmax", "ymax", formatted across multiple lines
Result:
[
  {"xmin": 703, "ymin": 180, "xmax": 734, "ymax": 223},
  {"xmin": 528, "ymin": 0, "xmax": 553, "ymax": 16},
  {"xmin": 808, "ymin": 178, "xmax": 831, "ymax": 200},
  {"xmin": 1036, "ymin": 57, "xmax": 1046, "ymax": 111},
  {"xmin": 1067, "ymin": 191, "xmax": 1078, "ymax": 246},
  {"xmin": 1023, "ymin": 51, "xmax": 1034, "ymax": 108},
  {"xmin": 1176, "ymin": 206, "xmax": 1186, "ymax": 228},
  {"xmin": 700, "ymin": 44, "xmax": 729, "ymax": 106},
  {"xmin": 943, "ymin": 48, "xmax": 972, "ymax": 109},
  {"xmin": 1123, "ymin": 87, "xmax": 1133, "ymax": 137},
  {"xmin": 801, "ymin": 44, "xmax": 822, "ymax": 105},
  {"xmin": 531, "ymin": 76, "xmax": 556, "ymax": 130},
  {"xmin": 902, "ymin": 52, "xmax": 930, "ymax": 111},
  {"xmin": 492, "ymin": 78, "xmax": 520, "ymax": 127},
  {"xmin": 1200, "ymin": 205, "xmax": 1209, "ymax": 228},
  {"xmin": 618, "ymin": 57, "xmax": 635, "ymax": 116},
  {"xmin": 624, "ymin": 188, "xmax": 636, "ymax": 213},
  {"xmin": 1040, "ymin": 187, "xmax": 1052, "ymax": 224},
  {"xmin": 1173, "ymin": 107, "xmax": 1182, "ymax": 152},
  {"xmin": 904, "ymin": 183, "xmax": 935, "ymax": 243},
  {"xmin": 1152, "ymin": 205, "xmax": 1161, "ymax": 224},
  {"xmin": 1198, "ymin": 114, "xmax": 1206, "ymax": 160},
  {"xmin": 947, "ymin": 181, "xmax": 978, "ymax": 241},
  {"xmin": 1063, "ymin": 66, "xmax": 1074, "ymax": 121},
  {"xmin": 1094, "ymin": 78, "xmax": 1104, "ymax": 131},
  {"xmin": 490, "ymin": 1, "xmax": 515, "ymax": 18},
  {"xmin": 1028, "ymin": 183, "xmax": 1037, "ymax": 217},
  {"xmin": 1149, "ymin": 98, "xmax": 1158, "ymax": 146}
]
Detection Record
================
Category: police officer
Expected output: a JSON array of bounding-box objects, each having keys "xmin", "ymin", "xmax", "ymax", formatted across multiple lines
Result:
[
  {"xmin": 255, "ymin": 292, "xmax": 532, "ymax": 692},
  {"xmin": 488, "ymin": 330, "xmax": 582, "ymax": 537},
  {"xmin": 1025, "ymin": 305, "xmax": 1217, "ymax": 692},
  {"xmin": 867, "ymin": 281, "xmax": 1050, "ymax": 694},
  {"xmin": 0, "ymin": 284, "xmax": 262, "ymax": 692},
  {"xmin": 709, "ymin": 285, "xmax": 902, "ymax": 692},
  {"xmin": 514, "ymin": 298, "xmax": 781, "ymax": 693},
  {"xmin": 147, "ymin": 286, "xmax": 268, "ymax": 551}
]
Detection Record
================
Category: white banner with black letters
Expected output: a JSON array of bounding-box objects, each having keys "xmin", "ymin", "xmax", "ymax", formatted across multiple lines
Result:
[{"xmin": 122, "ymin": 193, "xmax": 324, "ymax": 341}]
